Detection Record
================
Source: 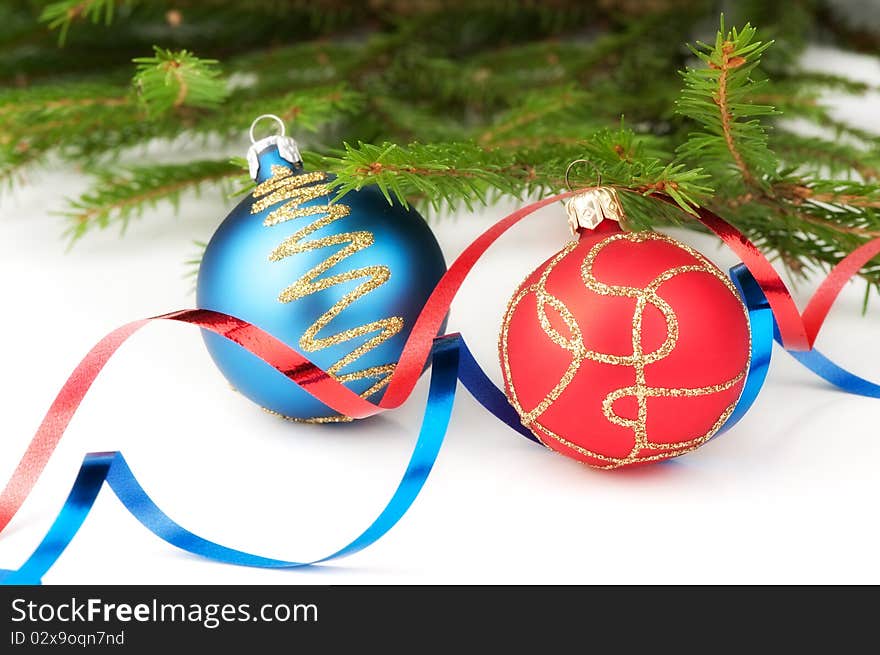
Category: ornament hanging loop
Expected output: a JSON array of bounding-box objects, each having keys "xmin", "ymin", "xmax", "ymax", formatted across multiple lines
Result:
[
  {"xmin": 564, "ymin": 158, "xmax": 603, "ymax": 191},
  {"xmin": 249, "ymin": 114, "xmax": 286, "ymax": 144},
  {"xmin": 563, "ymin": 159, "xmax": 625, "ymax": 236},
  {"xmin": 245, "ymin": 114, "xmax": 302, "ymax": 180}
]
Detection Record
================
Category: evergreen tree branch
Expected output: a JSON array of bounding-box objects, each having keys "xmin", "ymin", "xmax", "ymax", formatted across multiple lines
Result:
[
  {"xmin": 716, "ymin": 49, "xmax": 756, "ymax": 186},
  {"xmin": 676, "ymin": 19, "xmax": 777, "ymax": 191},
  {"xmin": 771, "ymin": 132, "xmax": 879, "ymax": 181},
  {"xmin": 478, "ymin": 86, "xmax": 590, "ymax": 145},
  {"xmin": 2, "ymin": 3, "xmax": 879, "ymax": 299},
  {"xmin": 309, "ymin": 125, "xmax": 710, "ymax": 219},
  {"xmin": 40, "ymin": 0, "xmax": 128, "ymax": 45},
  {"xmin": 63, "ymin": 159, "xmax": 243, "ymax": 241},
  {"xmin": 133, "ymin": 47, "xmax": 228, "ymax": 116}
]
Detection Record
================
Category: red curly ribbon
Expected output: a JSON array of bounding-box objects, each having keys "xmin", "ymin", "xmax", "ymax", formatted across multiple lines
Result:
[
  {"xmin": 684, "ymin": 202, "xmax": 880, "ymax": 351},
  {"xmin": 1, "ymin": 190, "xmax": 877, "ymax": 536}
]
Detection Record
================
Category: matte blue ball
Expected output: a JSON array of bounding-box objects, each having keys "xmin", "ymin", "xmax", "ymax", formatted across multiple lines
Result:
[{"xmin": 197, "ymin": 146, "xmax": 447, "ymax": 421}]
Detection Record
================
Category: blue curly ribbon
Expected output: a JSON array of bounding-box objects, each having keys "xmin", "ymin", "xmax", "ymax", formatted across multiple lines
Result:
[
  {"xmin": 730, "ymin": 264, "xmax": 880, "ymax": 400},
  {"xmin": 0, "ymin": 334, "xmax": 538, "ymax": 584},
  {"xmin": 0, "ymin": 336, "xmax": 459, "ymax": 584},
  {"xmin": 786, "ymin": 349, "xmax": 880, "ymax": 397},
  {"xmin": 2, "ymin": 266, "xmax": 875, "ymax": 584},
  {"xmin": 723, "ymin": 264, "xmax": 774, "ymax": 432}
]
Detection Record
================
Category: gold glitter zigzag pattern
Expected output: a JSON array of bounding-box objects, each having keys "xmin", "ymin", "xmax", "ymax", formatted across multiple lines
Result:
[{"xmin": 252, "ymin": 165, "xmax": 404, "ymax": 423}]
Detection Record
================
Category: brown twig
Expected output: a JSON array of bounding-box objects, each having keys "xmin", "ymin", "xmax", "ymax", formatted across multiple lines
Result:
[
  {"xmin": 773, "ymin": 182, "xmax": 880, "ymax": 208},
  {"xmin": 355, "ymin": 161, "xmax": 536, "ymax": 180},
  {"xmin": 162, "ymin": 59, "xmax": 189, "ymax": 109},
  {"xmin": 806, "ymin": 193, "xmax": 880, "ymax": 208},
  {"xmin": 749, "ymin": 195, "xmax": 880, "ymax": 238},
  {"xmin": 711, "ymin": 42, "xmax": 755, "ymax": 186},
  {"xmin": 0, "ymin": 95, "xmax": 129, "ymax": 114}
]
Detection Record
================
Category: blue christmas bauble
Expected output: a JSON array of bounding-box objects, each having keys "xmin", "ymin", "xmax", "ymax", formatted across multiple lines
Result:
[{"xmin": 197, "ymin": 137, "xmax": 446, "ymax": 422}]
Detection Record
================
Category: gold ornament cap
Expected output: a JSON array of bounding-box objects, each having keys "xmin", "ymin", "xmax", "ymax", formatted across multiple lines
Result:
[
  {"xmin": 564, "ymin": 187, "xmax": 625, "ymax": 236},
  {"xmin": 563, "ymin": 159, "xmax": 625, "ymax": 236}
]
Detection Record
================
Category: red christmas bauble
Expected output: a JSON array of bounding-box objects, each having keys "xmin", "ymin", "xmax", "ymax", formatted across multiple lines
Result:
[{"xmin": 499, "ymin": 220, "xmax": 751, "ymax": 469}]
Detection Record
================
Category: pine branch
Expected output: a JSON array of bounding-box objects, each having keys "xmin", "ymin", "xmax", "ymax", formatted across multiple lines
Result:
[
  {"xmin": 568, "ymin": 126, "xmax": 712, "ymax": 218},
  {"xmin": 195, "ymin": 84, "xmax": 363, "ymax": 139},
  {"xmin": 40, "ymin": 0, "xmax": 129, "ymax": 45},
  {"xmin": 676, "ymin": 19, "xmax": 777, "ymax": 191},
  {"xmin": 185, "ymin": 240, "xmax": 208, "ymax": 288},
  {"xmin": 780, "ymin": 179, "xmax": 880, "ymax": 210},
  {"xmin": 307, "ymin": 141, "xmax": 527, "ymax": 211},
  {"xmin": 771, "ymin": 131, "xmax": 879, "ymax": 181},
  {"xmin": 133, "ymin": 47, "xmax": 228, "ymax": 116},
  {"xmin": 669, "ymin": 17, "xmax": 880, "ymax": 294},
  {"xmin": 0, "ymin": 82, "xmax": 139, "ymax": 183},
  {"xmin": 478, "ymin": 85, "xmax": 590, "ymax": 145},
  {"xmin": 3, "ymin": 3, "xmax": 880, "ymax": 300},
  {"xmin": 0, "ymin": 82, "xmax": 133, "ymax": 135},
  {"xmin": 63, "ymin": 159, "xmax": 244, "ymax": 241},
  {"xmin": 760, "ymin": 71, "xmax": 872, "ymax": 98},
  {"xmin": 309, "ymin": 125, "xmax": 710, "ymax": 219}
]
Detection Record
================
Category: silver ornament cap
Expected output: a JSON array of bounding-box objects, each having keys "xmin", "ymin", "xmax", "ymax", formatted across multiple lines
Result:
[{"xmin": 246, "ymin": 114, "xmax": 303, "ymax": 180}]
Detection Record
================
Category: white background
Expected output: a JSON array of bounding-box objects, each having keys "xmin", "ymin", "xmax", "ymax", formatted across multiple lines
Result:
[{"xmin": 1, "ymin": 46, "xmax": 879, "ymax": 585}]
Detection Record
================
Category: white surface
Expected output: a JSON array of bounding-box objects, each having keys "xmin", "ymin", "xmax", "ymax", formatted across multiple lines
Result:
[{"xmin": 1, "ymin": 46, "xmax": 879, "ymax": 585}]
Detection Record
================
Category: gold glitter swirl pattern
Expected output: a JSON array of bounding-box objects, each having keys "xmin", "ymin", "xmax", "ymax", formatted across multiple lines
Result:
[
  {"xmin": 252, "ymin": 165, "xmax": 404, "ymax": 423},
  {"xmin": 500, "ymin": 231, "xmax": 750, "ymax": 469}
]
